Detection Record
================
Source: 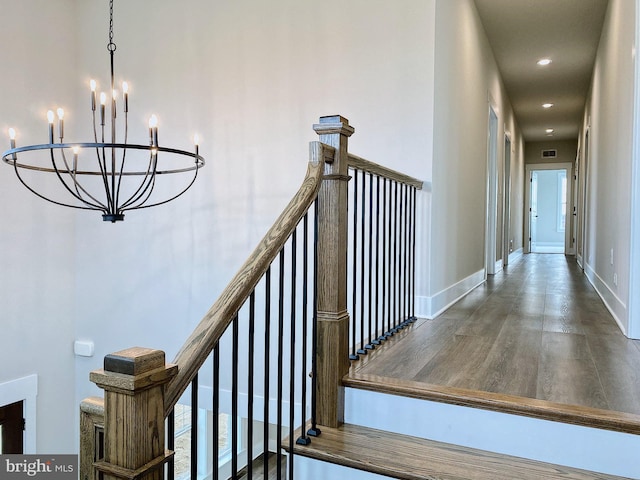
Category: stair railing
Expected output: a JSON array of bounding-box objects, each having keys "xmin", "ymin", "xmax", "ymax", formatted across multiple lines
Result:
[
  {"xmin": 346, "ymin": 154, "xmax": 423, "ymax": 360},
  {"xmin": 79, "ymin": 115, "xmax": 423, "ymax": 479}
]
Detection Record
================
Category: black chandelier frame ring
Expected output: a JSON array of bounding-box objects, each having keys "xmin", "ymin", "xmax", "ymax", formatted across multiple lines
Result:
[{"xmin": 2, "ymin": 143, "xmax": 204, "ymax": 175}]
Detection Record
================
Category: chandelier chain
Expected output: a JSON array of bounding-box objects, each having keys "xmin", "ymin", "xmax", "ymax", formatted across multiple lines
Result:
[{"xmin": 107, "ymin": 0, "xmax": 116, "ymax": 52}]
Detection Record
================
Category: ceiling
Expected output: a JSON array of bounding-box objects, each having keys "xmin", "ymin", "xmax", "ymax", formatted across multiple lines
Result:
[{"xmin": 474, "ymin": 0, "xmax": 609, "ymax": 142}]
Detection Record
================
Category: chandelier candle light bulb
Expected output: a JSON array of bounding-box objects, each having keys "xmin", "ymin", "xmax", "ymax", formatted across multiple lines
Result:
[
  {"xmin": 57, "ymin": 108, "xmax": 64, "ymax": 140},
  {"xmin": 122, "ymin": 81, "xmax": 129, "ymax": 112},
  {"xmin": 194, "ymin": 133, "xmax": 199, "ymax": 156},
  {"xmin": 149, "ymin": 115, "xmax": 158, "ymax": 147},
  {"xmin": 72, "ymin": 146, "xmax": 79, "ymax": 171},
  {"xmin": 100, "ymin": 92, "xmax": 107, "ymax": 126},
  {"xmin": 47, "ymin": 110, "xmax": 55, "ymax": 143},
  {"xmin": 8, "ymin": 128, "xmax": 16, "ymax": 160},
  {"xmin": 90, "ymin": 79, "xmax": 97, "ymax": 111}
]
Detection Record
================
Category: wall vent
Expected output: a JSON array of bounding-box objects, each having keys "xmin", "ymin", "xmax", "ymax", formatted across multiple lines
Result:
[{"xmin": 541, "ymin": 149, "xmax": 557, "ymax": 158}]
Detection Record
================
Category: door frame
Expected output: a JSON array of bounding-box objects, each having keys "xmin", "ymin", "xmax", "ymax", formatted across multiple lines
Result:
[
  {"xmin": 524, "ymin": 162, "xmax": 574, "ymax": 254},
  {"xmin": 485, "ymin": 101, "xmax": 500, "ymax": 275},
  {"xmin": 577, "ymin": 127, "xmax": 591, "ymax": 269},
  {"xmin": 502, "ymin": 131, "xmax": 512, "ymax": 266},
  {"xmin": 0, "ymin": 375, "xmax": 37, "ymax": 453}
]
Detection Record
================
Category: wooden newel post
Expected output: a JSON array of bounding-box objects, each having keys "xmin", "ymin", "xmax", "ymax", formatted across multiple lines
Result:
[
  {"xmin": 90, "ymin": 347, "xmax": 177, "ymax": 480},
  {"xmin": 313, "ymin": 115, "xmax": 354, "ymax": 428}
]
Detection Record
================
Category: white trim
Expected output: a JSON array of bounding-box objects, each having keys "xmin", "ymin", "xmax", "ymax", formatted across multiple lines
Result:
[
  {"xmin": 0, "ymin": 375, "xmax": 37, "ymax": 453},
  {"xmin": 524, "ymin": 163, "xmax": 574, "ymax": 255},
  {"xmin": 485, "ymin": 103, "xmax": 499, "ymax": 274},
  {"xmin": 583, "ymin": 262, "xmax": 628, "ymax": 335},
  {"xmin": 502, "ymin": 132, "xmax": 513, "ymax": 267},
  {"xmin": 628, "ymin": 0, "xmax": 640, "ymax": 339},
  {"xmin": 494, "ymin": 259, "xmax": 503, "ymax": 274},
  {"xmin": 416, "ymin": 269, "xmax": 485, "ymax": 319},
  {"xmin": 508, "ymin": 247, "xmax": 524, "ymax": 265}
]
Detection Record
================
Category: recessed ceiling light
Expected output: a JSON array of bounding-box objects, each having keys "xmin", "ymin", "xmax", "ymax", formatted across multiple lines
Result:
[
  {"xmin": 537, "ymin": 58, "xmax": 552, "ymax": 66},
  {"xmin": 542, "ymin": 103, "xmax": 554, "ymax": 109},
  {"xmin": 546, "ymin": 128, "xmax": 554, "ymax": 133}
]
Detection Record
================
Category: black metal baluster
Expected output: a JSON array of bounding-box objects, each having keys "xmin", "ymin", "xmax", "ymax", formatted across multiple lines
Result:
[
  {"xmin": 289, "ymin": 229, "xmax": 297, "ymax": 480},
  {"xmin": 392, "ymin": 181, "xmax": 399, "ymax": 332},
  {"xmin": 248, "ymin": 292, "xmax": 256, "ymax": 480},
  {"xmin": 400, "ymin": 183, "xmax": 409, "ymax": 328},
  {"xmin": 167, "ymin": 409, "xmax": 175, "ymax": 480},
  {"xmin": 411, "ymin": 187, "xmax": 417, "ymax": 321},
  {"xmin": 366, "ymin": 172, "xmax": 374, "ymax": 349},
  {"xmin": 263, "ymin": 267, "xmax": 271, "ymax": 480},
  {"xmin": 232, "ymin": 315, "xmax": 239, "ymax": 479},
  {"xmin": 212, "ymin": 346, "xmax": 219, "ymax": 480},
  {"xmin": 350, "ymin": 168, "xmax": 359, "ymax": 360},
  {"xmin": 358, "ymin": 170, "xmax": 367, "ymax": 355},
  {"xmin": 308, "ymin": 201, "xmax": 321, "ymax": 437},
  {"xmin": 298, "ymin": 213, "xmax": 311, "ymax": 445},
  {"xmin": 277, "ymin": 248, "xmax": 285, "ymax": 480},
  {"xmin": 374, "ymin": 175, "xmax": 383, "ymax": 344},
  {"xmin": 191, "ymin": 374, "xmax": 198, "ymax": 480},
  {"xmin": 388, "ymin": 181, "xmax": 396, "ymax": 334},
  {"xmin": 383, "ymin": 177, "xmax": 391, "ymax": 339}
]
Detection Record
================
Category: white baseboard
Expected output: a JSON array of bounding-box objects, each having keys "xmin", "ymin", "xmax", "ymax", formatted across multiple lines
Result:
[
  {"xmin": 508, "ymin": 248, "xmax": 524, "ymax": 265},
  {"xmin": 583, "ymin": 262, "xmax": 628, "ymax": 335},
  {"xmin": 416, "ymin": 269, "xmax": 486, "ymax": 319}
]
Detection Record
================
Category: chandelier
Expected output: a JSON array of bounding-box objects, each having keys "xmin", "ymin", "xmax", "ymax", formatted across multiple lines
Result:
[{"xmin": 2, "ymin": 0, "xmax": 205, "ymax": 223}]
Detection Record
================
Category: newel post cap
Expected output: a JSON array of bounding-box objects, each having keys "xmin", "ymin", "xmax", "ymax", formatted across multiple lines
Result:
[
  {"xmin": 90, "ymin": 346, "xmax": 177, "ymax": 394},
  {"xmin": 313, "ymin": 115, "xmax": 355, "ymax": 137}
]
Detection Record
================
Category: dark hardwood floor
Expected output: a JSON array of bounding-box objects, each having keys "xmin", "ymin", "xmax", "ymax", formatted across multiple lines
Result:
[{"xmin": 349, "ymin": 254, "xmax": 640, "ymax": 418}]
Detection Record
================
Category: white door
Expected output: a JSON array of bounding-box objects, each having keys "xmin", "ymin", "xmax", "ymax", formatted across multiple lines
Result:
[
  {"xmin": 530, "ymin": 171, "xmax": 538, "ymax": 252},
  {"xmin": 525, "ymin": 163, "xmax": 573, "ymax": 255}
]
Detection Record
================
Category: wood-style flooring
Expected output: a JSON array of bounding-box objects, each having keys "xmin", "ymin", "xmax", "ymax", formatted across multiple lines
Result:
[{"xmin": 347, "ymin": 254, "xmax": 640, "ymax": 428}]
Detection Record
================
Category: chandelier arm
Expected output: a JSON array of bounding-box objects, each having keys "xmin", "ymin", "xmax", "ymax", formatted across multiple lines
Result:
[
  {"xmin": 49, "ymin": 147, "xmax": 109, "ymax": 211},
  {"xmin": 115, "ymin": 113, "xmax": 129, "ymax": 211},
  {"xmin": 124, "ymin": 162, "xmax": 201, "ymax": 212},
  {"xmin": 92, "ymin": 109, "xmax": 113, "ymax": 207},
  {"xmin": 92, "ymin": 111, "xmax": 100, "ymax": 144},
  {"xmin": 108, "ymin": 0, "xmax": 119, "ymax": 217},
  {"xmin": 118, "ymin": 151, "xmax": 158, "ymax": 210},
  {"xmin": 98, "ymin": 144, "xmax": 115, "ymax": 211},
  {"xmin": 11, "ymin": 153, "xmax": 104, "ymax": 213},
  {"xmin": 59, "ymin": 146, "xmax": 108, "ymax": 209}
]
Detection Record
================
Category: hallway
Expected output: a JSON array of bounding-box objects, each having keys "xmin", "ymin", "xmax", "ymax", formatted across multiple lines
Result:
[{"xmin": 351, "ymin": 254, "xmax": 640, "ymax": 416}]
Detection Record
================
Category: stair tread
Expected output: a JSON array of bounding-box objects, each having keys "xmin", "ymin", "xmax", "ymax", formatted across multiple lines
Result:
[
  {"xmin": 289, "ymin": 423, "xmax": 630, "ymax": 480},
  {"xmin": 344, "ymin": 372, "xmax": 640, "ymax": 435},
  {"xmin": 236, "ymin": 452, "xmax": 285, "ymax": 480}
]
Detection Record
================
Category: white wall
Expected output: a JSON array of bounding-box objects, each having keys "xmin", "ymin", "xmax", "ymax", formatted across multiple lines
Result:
[
  {"xmin": 73, "ymin": 0, "xmax": 436, "ymax": 395},
  {"xmin": 0, "ymin": 0, "xmax": 78, "ymax": 453},
  {"xmin": 423, "ymin": 0, "xmax": 525, "ymax": 317},
  {"xmin": 580, "ymin": 0, "xmax": 636, "ymax": 336}
]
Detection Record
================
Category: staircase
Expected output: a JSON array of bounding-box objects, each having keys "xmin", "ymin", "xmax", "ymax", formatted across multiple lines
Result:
[
  {"xmin": 79, "ymin": 115, "xmax": 640, "ymax": 480},
  {"xmin": 289, "ymin": 378, "xmax": 640, "ymax": 479}
]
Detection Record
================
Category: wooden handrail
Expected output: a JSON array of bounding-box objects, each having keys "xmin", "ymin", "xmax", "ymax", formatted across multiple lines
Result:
[
  {"xmin": 163, "ymin": 141, "xmax": 331, "ymax": 415},
  {"xmin": 348, "ymin": 153, "xmax": 423, "ymax": 190}
]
